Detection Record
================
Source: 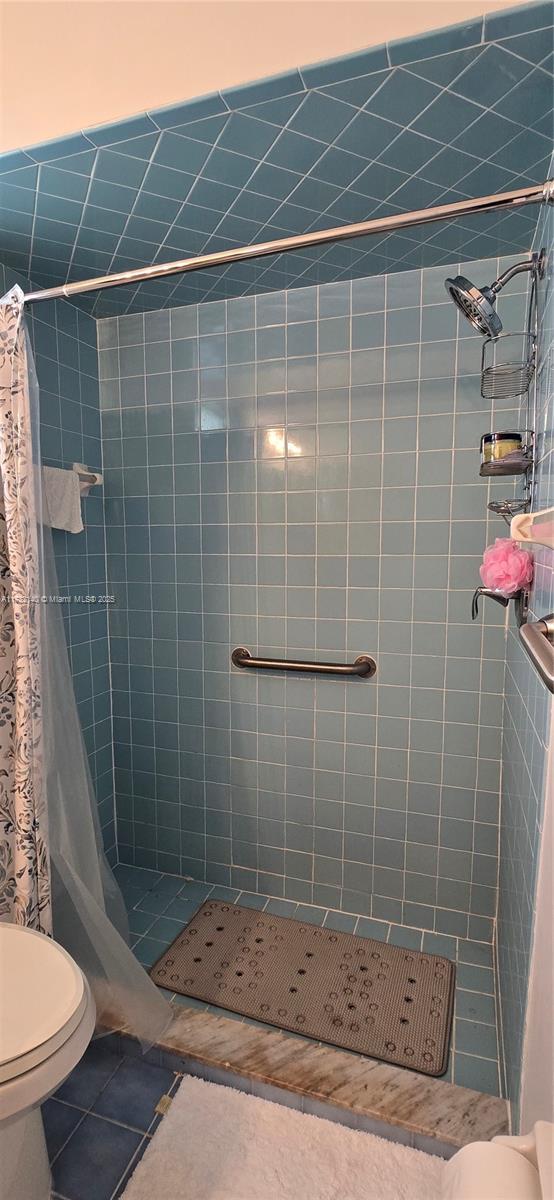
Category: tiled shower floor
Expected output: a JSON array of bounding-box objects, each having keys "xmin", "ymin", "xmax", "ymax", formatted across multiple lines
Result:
[{"xmin": 114, "ymin": 864, "xmax": 502, "ymax": 1098}]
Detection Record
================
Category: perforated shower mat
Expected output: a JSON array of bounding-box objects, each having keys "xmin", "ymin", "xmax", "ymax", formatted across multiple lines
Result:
[{"xmin": 150, "ymin": 900, "xmax": 455, "ymax": 1076}]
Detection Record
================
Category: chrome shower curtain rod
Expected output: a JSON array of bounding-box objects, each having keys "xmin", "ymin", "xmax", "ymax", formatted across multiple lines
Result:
[{"xmin": 23, "ymin": 180, "xmax": 553, "ymax": 305}]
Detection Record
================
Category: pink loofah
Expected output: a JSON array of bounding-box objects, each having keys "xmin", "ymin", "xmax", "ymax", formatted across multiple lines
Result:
[{"xmin": 479, "ymin": 537, "xmax": 533, "ymax": 597}]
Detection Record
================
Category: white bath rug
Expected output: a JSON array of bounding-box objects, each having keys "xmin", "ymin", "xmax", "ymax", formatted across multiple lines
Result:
[{"xmin": 121, "ymin": 1074, "xmax": 444, "ymax": 1200}]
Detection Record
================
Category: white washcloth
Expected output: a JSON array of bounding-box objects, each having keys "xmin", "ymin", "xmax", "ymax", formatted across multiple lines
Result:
[{"xmin": 42, "ymin": 466, "xmax": 83, "ymax": 534}]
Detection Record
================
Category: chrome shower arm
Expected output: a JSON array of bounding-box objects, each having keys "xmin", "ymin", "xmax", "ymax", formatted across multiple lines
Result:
[{"xmin": 491, "ymin": 253, "xmax": 542, "ymax": 295}]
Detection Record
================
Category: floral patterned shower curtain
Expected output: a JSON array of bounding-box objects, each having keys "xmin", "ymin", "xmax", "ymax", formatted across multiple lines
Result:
[{"xmin": 0, "ymin": 285, "xmax": 50, "ymax": 932}]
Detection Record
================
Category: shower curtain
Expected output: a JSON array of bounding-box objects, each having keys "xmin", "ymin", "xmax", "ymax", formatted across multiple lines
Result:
[
  {"xmin": 0, "ymin": 286, "xmax": 50, "ymax": 932},
  {"xmin": 0, "ymin": 285, "xmax": 171, "ymax": 1044}
]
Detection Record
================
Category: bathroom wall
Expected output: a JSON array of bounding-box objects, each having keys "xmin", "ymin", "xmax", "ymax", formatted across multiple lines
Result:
[
  {"xmin": 2, "ymin": 0, "xmax": 530, "ymax": 152},
  {"xmin": 35, "ymin": 297, "xmax": 116, "ymax": 858},
  {"xmin": 2, "ymin": 1, "xmax": 549, "ymax": 320},
  {"xmin": 0, "ymin": 262, "xmax": 115, "ymax": 858},
  {"xmin": 99, "ymin": 254, "xmax": 528, "ymax": 935},
  {"xmin": 519, "ymin": 708, "xmax": 554, "ymax": 1128},
  {"xmin": 497, "ymin": 196, "xmax": 553, "ymax": 1124}
]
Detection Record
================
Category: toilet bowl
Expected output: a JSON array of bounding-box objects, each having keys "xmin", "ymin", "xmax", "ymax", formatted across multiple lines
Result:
[
  {"xmin": 0, "ymin": 924, "xmax": 96, "ymax": 1200},
  {"xmin": 443, "ymin": 1121, "xmax": 553, "ymax": 1200}
]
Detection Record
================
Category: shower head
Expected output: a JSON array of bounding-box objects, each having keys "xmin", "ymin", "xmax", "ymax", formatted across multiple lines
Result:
[
  {"xmin": 444, "ymin": 253, "xmax": 544, "ymax": 338},
  {"xmin": 444, "ymin": 275, "xmax": 503, "ymax": 337}
]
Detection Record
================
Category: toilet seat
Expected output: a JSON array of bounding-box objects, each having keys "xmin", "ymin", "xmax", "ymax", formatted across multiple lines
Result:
[{"xmin": 0, "ymin": 924, "xmax": 87, "ymax": 1083}]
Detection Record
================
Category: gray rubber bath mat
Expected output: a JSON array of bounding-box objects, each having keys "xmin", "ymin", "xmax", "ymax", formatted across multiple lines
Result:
[{"xmin": 150, "ymin": 900, "xmax": 455, "ymax": 1076}]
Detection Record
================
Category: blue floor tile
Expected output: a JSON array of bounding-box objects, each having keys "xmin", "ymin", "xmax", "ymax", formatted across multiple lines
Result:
[
  {"xmin": 127, "ymin": 909, "xmax": 155, "ymax": 936},
  {"xmin": 294, "ymin": 904, "xmax": 327, "ymax": 924},
  {"xmin": 456, "ymin": 989, "xmax": 496, "ymax": 1025},
  {"xmin": 323, "ymin": 910, "xmax": 357, "ymax": 933},
  {"xmin": 43, "ymin": 1099, "xmax": 84, "ymax": 1162},
  {"xmin": 209, "ymin": 885, "xmax": 241, "ymax": 901},
  {"xmin": 52, "ymin": 1113, "xmax": 143, "ymax": 1200},
  {"xmin": 265, "ymin": 898, "xmax": 298, "ymax": 917},
  {"xmin": 119, "ymin": 884, "xmax": 151, "ymax": 910},
  {"xmin": 133, "ymin": 936, "xmax": 168, "ymax": 967},
  {"xmin": 457, "ymin": 940, "xmax": 494, "ymax": 969},
  {"xmin": 113, "ymin": 1137, "xmax": 150, "ymax": 1199},
  {"xmin": 113, "ymin": 866, "xmax": 162, "ymax": 890},
  {"xmin": 161, "ymin": 895, "xmax": 201, "ymax": 922},
  {"xmin": 92, "ymin": 1059, "xmax": 176, "ymax": 1132},
  {"xmin": 355, "ymin": 917, "xmax": 390, "ymax": 941},
  {"xmin": 150, "ymin": 874, "xmax": 185, "ymax": 897},
  {"xmin": 388, "ymin": 924, "xmax": 423, "ymax": 950},
  {"xmin": 422, "ymin": 931, "xmax": 458, "ymax": 959},
  {"xmin": 237, "ymin": 891, "xmax": 269, "ymax": 909},
  {"xmin": 453, "ymin": 1052, "xmax": 500, "ymax": 1096},
  {"xmin": 55, "ymin": 1041, "xmax": 121, "ymax": 1109},
  {"xmin": 146, "ymin": 915, "xmax": 184, "ymax": 943},
  {"xmin": 456, "ymin": 962, "xmax": 495, "ymax": 994},
  {"xmin": 178, "ymin": 881, "xmax": 214, "ymax": 902},
  {"xmin": 455, "ymin": 1017, "xmax": 499, "ymax": 1060},
  {"xmin": 134, "ymin": 890, "xmax": 175, "ymax": 916}
]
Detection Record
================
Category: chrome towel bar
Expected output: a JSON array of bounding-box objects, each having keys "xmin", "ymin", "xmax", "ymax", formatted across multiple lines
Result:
[
  {"xmin": 519, "ymin": 614, "xmax": 554, "ymax": 693},
  {"xmin": 231, "ymin": 647, "xmax": 376, "ymax": 678}
]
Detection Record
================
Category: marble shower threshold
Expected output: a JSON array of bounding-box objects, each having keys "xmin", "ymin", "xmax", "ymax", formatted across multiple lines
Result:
[
  {"xmin": 105, "ymin": 1004, "xmax": 508, "ymax": 1158},
  {"xmin": 111, "ymin": 864, "xmax": 509, "ymax": 1151}
]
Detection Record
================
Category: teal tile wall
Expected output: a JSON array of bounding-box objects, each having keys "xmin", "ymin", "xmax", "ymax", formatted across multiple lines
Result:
[
  {"xmin": 100, "ymin": 255, "xmax": 529, "ymax": 936},
  {"xmin": 497, "ymin": 189, "xmax": 553, "ymax": 1124},
  {"xmin": 0, "ymin": 2, "xmax": 550, "ymax": 315},
  {"xmin": 0, "ymin": 262, "xmax": 115, "ymax": 858}
]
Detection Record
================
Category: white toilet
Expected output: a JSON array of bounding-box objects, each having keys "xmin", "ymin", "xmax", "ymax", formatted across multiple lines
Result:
[
  {"xmin": 443, "ymin": 1121, "xmax": 553, "ymax": 1199},
  {"xmin": 0, "ymin": 924, "xmax": 96, "ymax": 1200}
]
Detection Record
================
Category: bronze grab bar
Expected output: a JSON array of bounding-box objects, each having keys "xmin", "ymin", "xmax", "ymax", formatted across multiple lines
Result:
[{"xmin": 231, "ymin": 647, "xmax": 376, "ymax": 678}]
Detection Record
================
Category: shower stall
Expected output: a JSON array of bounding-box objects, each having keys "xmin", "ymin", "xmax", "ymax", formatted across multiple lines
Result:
[
  {"xmin": 31, "ymin": 189, "xmax": 550, "ymax": 1105},
  {"xmin": 1, "ymin": 0, "xmax": 553, "ymax": 1143}
]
